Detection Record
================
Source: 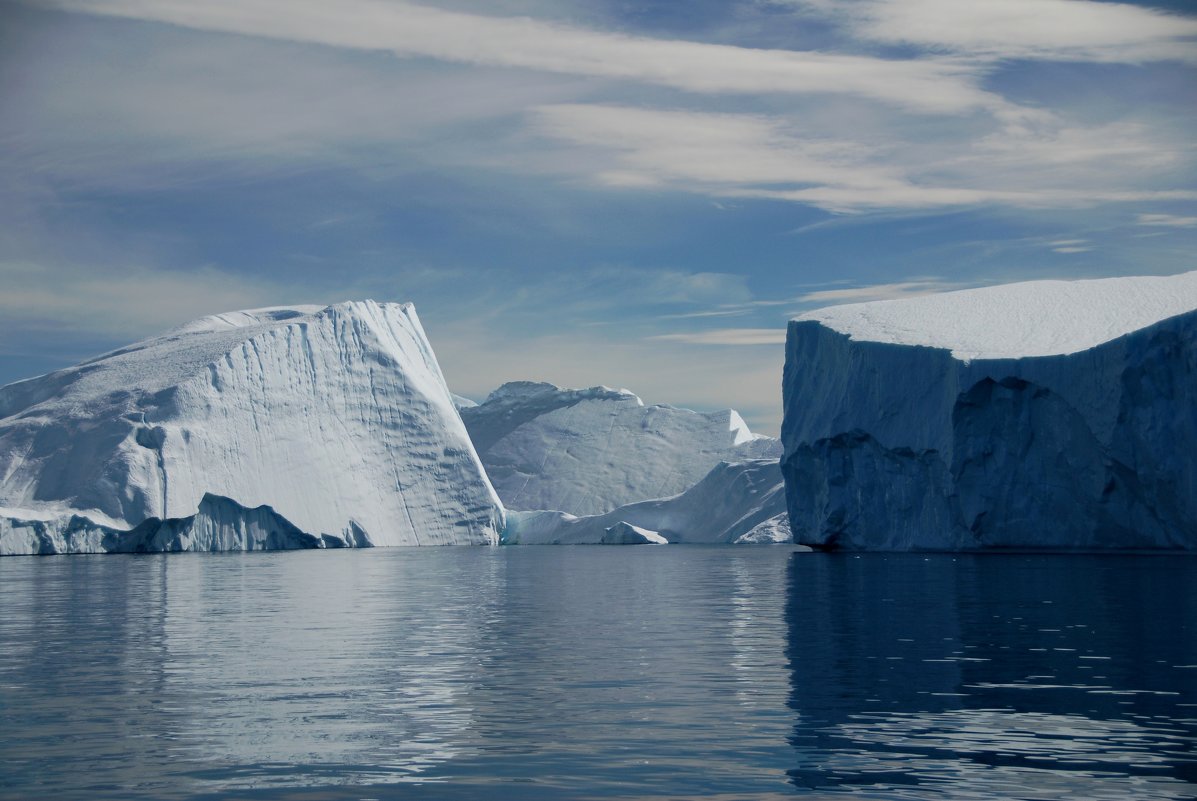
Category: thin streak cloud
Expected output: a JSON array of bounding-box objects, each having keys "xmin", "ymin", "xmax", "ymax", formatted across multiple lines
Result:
[
  {"xmin": 43, "ymin": 0, "xmax": 998, "ymax": 113},
  {"xmin": 780, "ymin": 0, "xmax": 1197, "ymax": 64},
  {"xmin": 650, "ymin": 329, "xmax": 788, "ymax": 346},
  {"xmin": 532, "ymin": 104, "xmax": 1197, "ymax": 213},
  {"xmin": 795, "ymin": 280, "xmax": 971, "ymax": 305},
  {"xmin": 1138, "ymin": 213, "xmax": 1197, "ymax": 228}
]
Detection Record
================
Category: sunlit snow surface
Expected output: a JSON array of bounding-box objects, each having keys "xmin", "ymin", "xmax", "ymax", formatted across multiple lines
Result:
[
  {"xmin": 459, "ymin": 381, "xmax": 787, "ymax": 544},
  {"xmin": 461, "ymin": 381, "xmax": 780, "ymax": 517},
  {"xmin": 0, "ymin": 301, "xmax": 503, "ymax": 553},
  {"xmin": 506, "ymin": 459, "xmax": 794, "ymax": 545},
  {"xmin": 796, "ymin": 270, "xmax": 1197, "ymax": 361}
]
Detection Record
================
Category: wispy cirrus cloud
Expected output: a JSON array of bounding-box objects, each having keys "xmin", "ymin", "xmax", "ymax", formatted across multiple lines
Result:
[
  {"xmin": 794, "ymin": 280, "xmax": 972, "ymax": 305},
  {"xmin": 0, "ymin": 259, "xmax": 290, "ymax": 341},
  {"xmin": 19, "ymin": 1, "xmax": 1197, "ymax": 218},
  {"xmin": 650, "ymin": 329, "xmax": 787, "ymax": 346},
  {"xmin": 1049, "ymin": 239, "xmax": 1093, "ymax": 254},
  {"xmin": 531, "ymin": 103, "xmax": 1197, "ymax": 213},
  {"xmin": 777, "ymin": 0, "xmax": 1197, "ymax": 64},
  {"xmin": 41, "ymin": 0, "xmax": 998, "ymax": 113},
  {"xmin": 1137, "ymin": 213, "xmax": 1197, "ymax": 228}
]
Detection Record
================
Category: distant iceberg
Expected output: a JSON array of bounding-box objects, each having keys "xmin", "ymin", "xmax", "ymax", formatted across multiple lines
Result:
[
  {"xmin": 782, "ymin": 271, "xmax": 1197, "ymax": 550},
  {"xmin": 460, "ymin": 380, "xmax": 780, "ymax": 516},
  {"xmin": 504, "ymin": 458, "xmax": 796, "ymax": 545},
  {"xmin": 600, "ymin": 521, "xmax": 669, "ymax": 545},
  {"xmin": 457, "ymin": 380, "xmax": 792, "ymax": 545},
  {"xmin": 0, "ymin": 302, "xmax": 504, "ymax": 555}
]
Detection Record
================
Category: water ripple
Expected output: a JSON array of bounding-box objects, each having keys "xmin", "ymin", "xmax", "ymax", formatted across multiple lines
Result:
[{"xmin": 0, "ymin": 548, "xmax": 1194, "ymax": 799}]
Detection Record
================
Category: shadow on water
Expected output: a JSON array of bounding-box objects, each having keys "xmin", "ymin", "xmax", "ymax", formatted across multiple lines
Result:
[{"xmin": 784, "ymin": 552, "xmax": 1197, "ymax": 799}]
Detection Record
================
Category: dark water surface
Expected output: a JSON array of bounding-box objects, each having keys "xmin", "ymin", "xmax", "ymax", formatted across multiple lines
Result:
[{"xmin": 1, "ymin": 547, "xmax": 1195, "ymax": 800}]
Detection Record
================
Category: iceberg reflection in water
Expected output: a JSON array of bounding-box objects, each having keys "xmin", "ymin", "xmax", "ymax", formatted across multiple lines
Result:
[
  {"xmin": 0, "ymin": 548, "xmax": 1194, "ymax": 799},
  {"xmin": 785, "ymin": 554, "xmax": 1197, "ymax": 799}
]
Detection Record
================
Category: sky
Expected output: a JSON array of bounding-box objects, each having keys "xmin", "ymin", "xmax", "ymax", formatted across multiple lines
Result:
[{"xmin": 1, "ymin": 0, "xmax": 1195, "ymax": 433}]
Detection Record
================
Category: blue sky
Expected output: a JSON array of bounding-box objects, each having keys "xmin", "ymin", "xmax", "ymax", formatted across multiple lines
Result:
[{"xmin": 1, "ymin": 0, "xmax": 1195, "ymax": 432}]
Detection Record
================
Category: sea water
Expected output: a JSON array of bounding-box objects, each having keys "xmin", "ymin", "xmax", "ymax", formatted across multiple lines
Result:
[{"xmin": 1, "ymin": 547, "xmax": 1194, "ymax": 800}]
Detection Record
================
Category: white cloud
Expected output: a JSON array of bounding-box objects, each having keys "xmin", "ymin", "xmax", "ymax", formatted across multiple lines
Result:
[
  {"xmin": 649, "ymin": 329, "xmax": 788, "ymax": 346},
  {"xmin": 535, "ymin": 104, "xmax": 884, "ymax": 188},
  {"xmin": 795, "ymin": 280, "xmax": 969, "ymax": 305},
  {"xmin": 1137, "ymin": 213, "xmax": 1197, "ymax": 228},
  {"xmin": 0, "ymin": 21, "xmax": 589, "ymax": 192},
  {"xmin": 527, "ymin": 265, "xmax": 754, "ymax": 309},
  {"xmin": 659, "ymin": 308, "xmax": 753, "ymax": 320},
  {"xmin": 0, "ymin": 260, "xmax": 293, "ymax": 340},
  {"xmin": 19, "ymin": 2, "xmax": 1194, "ymax": 218},
  {"xmin": 531, "ymin": 104, "xmax": 1197, "ymax": 213},
  {"xmin": 1048, "ymin": 238, "xmax": 1092, "ymax": 254},
  {"xmin": 44, "ymin": 0, "xmax": 998, "ymax": 113},
  {"xmin": 779, "ymin": 0, "xmax": 1197, "ymax": 64}
]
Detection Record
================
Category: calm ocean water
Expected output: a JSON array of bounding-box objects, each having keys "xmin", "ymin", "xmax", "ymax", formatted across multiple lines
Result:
[{"xmin": 1, "ymin": 547, "xmax": 1194, "ymax": 800}]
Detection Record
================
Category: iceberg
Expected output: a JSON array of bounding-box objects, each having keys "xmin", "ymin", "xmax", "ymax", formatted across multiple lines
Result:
[
  {"xmin": 600, "ymin": 521, "xmax": 669, "ymax": 545},
  {"xmin": 504, "ymin": 458, "xmax": 798, "ymax": 546},
  {"xmin": 781, "ymin": 271, "xmax": 1197, "ymax": 551},
  {"xmin": 460, "ymin": 381, "xmax": 780, "ymax": 515},
  {"xmin": 0, "ymin": 301, "xmax": 504, "ymax": 555}
]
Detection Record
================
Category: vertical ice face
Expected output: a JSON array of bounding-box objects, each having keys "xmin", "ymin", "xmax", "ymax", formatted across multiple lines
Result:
[
  {"xmin": 459, "ymin": 381, "xmax": 781, "ymax": 516},
  {"xmin": 781, "ymin": 271, "xmax": 1197, "ymax": 551},
  {"xmin": 0, "ymin": 301, "xmax": 504, "ymax": 554}
]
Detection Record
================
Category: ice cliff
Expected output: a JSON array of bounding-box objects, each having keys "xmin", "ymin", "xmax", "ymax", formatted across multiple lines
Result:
[
  {"xmin": 460, "ymin": 381, "xmax": 780, "ymax": 515},
  {"xmin": 782, "ymin": 271, "xmax": 1197, "ymax": 551},
  {"xmin": 0, "ymin": 301, "xmax": 504, "ymax": 555}
]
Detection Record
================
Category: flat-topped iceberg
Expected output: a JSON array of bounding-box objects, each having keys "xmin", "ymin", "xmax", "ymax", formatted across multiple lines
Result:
[
  {"xmin": 782, "ymin": 270, "xmax": 1197, "ymax": 551},
  {"xmin": 0, "ymin": 301, "xmax": 504, "ymax": 555},
  {"xmin": 460, "ymin": 381, "xmax": 780, "ymax": 515}
]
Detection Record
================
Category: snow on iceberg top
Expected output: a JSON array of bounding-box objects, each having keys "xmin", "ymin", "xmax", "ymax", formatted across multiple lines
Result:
[
  {"xmin": 482, "ymin": 380, "xmax": 641, "ymax": 406},
  {"xmin": 460, "ymin": 380, "xmax": 780, "ymax": 516},
  {"xmin": 794, "ymin": 270, "xmax": 1197, "ymax": 361},
  {"xmin": 163, "ymin": 305, "xmax": 327, "ymax": 336},
  {"xmin": 0, "ymin": 301, "xmax": 411, "ymax": 420},
  {"xmin": 467, "ymin": 381, "xmax": 763, "ymax": 449}
]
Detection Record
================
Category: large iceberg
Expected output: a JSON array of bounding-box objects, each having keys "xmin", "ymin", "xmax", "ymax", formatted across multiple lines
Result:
[
  {"xmin": 781, "ymin": 271, "xmax": 1197, "ymax": 551},
  {"xmin": 460, "ymin": 381, "xmax": 780, "ymax": 515},
  {"xmin": 0, "ymin": 301, "xmax": 504, "ymax": 555}
]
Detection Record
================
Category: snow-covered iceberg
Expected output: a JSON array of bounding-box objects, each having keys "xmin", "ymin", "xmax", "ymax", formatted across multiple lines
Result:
[
  {"xmin": 600, "ymin": 521, "xmax": 669, "ymax": 545},
  {"xmin": 504, "ymin": 458, "xmax": 798, "ymax": 546},
  {"xmin": 782, "ymin": 271, "xmax": 1197, "ymax": 551},
  {"xmin": 0, "ymin": 301, "xmax": 504, "ymax": 555},
  {"xmin": 460, "ymin": 381, "xmax": 780, "ymax": 515}
]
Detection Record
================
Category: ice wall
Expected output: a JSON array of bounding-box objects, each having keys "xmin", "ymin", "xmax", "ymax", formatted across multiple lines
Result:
[{"xmin": 781, "ymin": 272, "xmax": 1197, "ymax": 550}]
